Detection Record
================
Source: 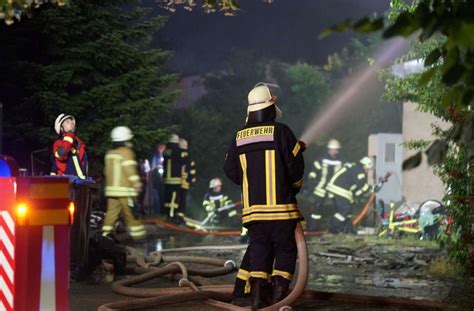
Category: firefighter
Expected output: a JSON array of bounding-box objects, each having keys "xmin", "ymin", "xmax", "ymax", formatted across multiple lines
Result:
[
  {"xmin": 178, "ymin": 138, "xmax": 196, "ymax": 218},
  {"xmin": 102, "ymin": 126, "xmax": 146, "ymax": 239},
  {"xmin": 307, "ymin": 139, "xmax": 345, "ymax": 230},
  {"xmin": 51, "ymin": 113, "xmax": 88, "ymax": 179},
  {"xmin": 224, "ymin": 82, "xmax": 305, "ymax": 308},
  {"xmin": 202, "ymin": 178, "xmax": 236, "ymax": 224},
  {"xmin": 163, "ymin": 134, "xmax": 183, "ymax": 220},
  {"xmin": 326, "ymin": 156, "xmax": 373, "ymax": 234}
]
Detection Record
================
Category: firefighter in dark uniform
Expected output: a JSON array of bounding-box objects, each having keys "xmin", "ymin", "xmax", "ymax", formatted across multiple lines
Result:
[
  {"xmin": 178, "ymin": 138, "xmax": 196, "ymax": 218},
  {"xmin": 326, "ymin": 157, "xmax": 373, "ymax": 234},
  {"xmin": 163, "ymin": 134, "xmax": 183, "ymax": 220},
  {"xmin": 51, "ymin": 113, "xmax": 88, "ymax": 179},
  {"xmin": 307, "ymin": 139, "xmax": 345, "ymax": 230},
  {"xmin": 224, "ymin": 82, "xmax": 305, "ymax": 308},
  {"xmin": 202, "ymin": 178, "xmax": 236, "ymax": 224}
]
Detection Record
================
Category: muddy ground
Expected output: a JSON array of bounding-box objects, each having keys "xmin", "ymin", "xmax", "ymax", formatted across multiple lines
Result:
[{"xmin": 70, "ymin": 226, "xmax": 473, "ymax": 310}]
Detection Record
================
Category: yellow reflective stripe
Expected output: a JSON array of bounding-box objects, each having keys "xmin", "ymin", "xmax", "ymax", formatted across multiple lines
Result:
[
  {"xmin": 326, "ymin": 183, "xmax": 353, "ymax": 202},
  {"xmin": 166, "ymin": 160, "xmax": 172, "ymax": 179},
  {"xmin": 72, "ymin": 154, "xmax": 86, "ymax": 179},
  {"xmin": 237, "ymin": 269, "xmax": 250, "ymax": 281},
  {"xmin": 313, "ymin": 188, "xmax": 326, "ymax": 197},
  {"xmin": 228, "ymin": 210, "xmax": 237, "ymax": 217},
  {"xmin": 357, "ymin": 173, "xmax": 366, "ymax": 180},
  {"xmin": 265, "ymin": 150, "xmax": 276, "ymax": 205},
  {"xmin": 313, "ymin": 161, "xmax": 321, "ymax": 170},
  {"xmin": 190, "ymin": 170, "xmax": 196, "ymax": 174},
  {"xmin": 242, "ymin": 212, "xmax": 303, "ymax": 223},
  {"xmin": 129, "ymin": 175, "xmax": 140, "ymax": 181},
  {"xmin": 243, "ymin": 204, "xmax": 298, "ymax": 214},
  {"xmin": 122, "ymin": 160, "xmax": 137, "ymax": 166},
  {"xmin": 328, "ymin": 166, "xmax": 347, "ymax": 184},
  {"xmin": 250, "ymin": 271, "xmax": 268, "ymax": 280},
  {"xmin": 105, "ymin": 154, "xmax": 122, "ymax": 159},
  {"xmin": 308, "ymin": 171, "xmax": 317, "ymax": 179},
  {"xmin": 292, "ymin": 142, "xmax": 300, "ymax": 157},
  {"xmin": 239, "ymin": 154, "xmax": 249, "ymax": 210},
  {"xmin": 54, "ymin": 151, "xmax": 60, "ymax": 158},
  {"xmin": 350, "ymin": 184, "xmax": 357, "ymax": 190},
  {"xmin": 315, "ymin": 163, "xmax": 328, "ymax": 193},
  {"xmin": 272, "ymin": 269, "xmax": 292, "ymax": 281},
  {"xmin": 164, "ymin": 177, "xmax": 181, "ymax": 185},
  {"xmin": 129, "ymin": 225, "xmax": 146, "ymax": 232},
  {"xmin": 292, "ymin": 178, "xmax": 303, "ymax": 188},
  {"xmin": 355, "ymin": 184, "xmax": 370, "ymax": 196},
  {"xmin": 63, "ymin": 136, "xmax": 74, "ymax": 144}
]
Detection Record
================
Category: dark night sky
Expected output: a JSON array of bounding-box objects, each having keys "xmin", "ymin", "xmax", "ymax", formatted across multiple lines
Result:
[{"xmin": 152, "ymin": 0, "xmax": 391, "ymax": 74}]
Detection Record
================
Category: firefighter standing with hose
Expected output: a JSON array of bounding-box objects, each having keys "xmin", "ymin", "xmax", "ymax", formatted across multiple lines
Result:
[
  {"xmin": 325, "ymin": 156, "xmax": 373, "ymax": 234},
  {"xmin": 51, "ymin": 113, "xmax": 88, "ymax": 179},
  {"xmin": 307, "ymin": 139, "xmax": 345, "ymax": 230},
  {"xmin": 102, "ymin": 126, "xmax": 146, "ymax": 239},
  {"xmin": 224, "ymin": 82, "xmax": 305, "ymax": 309},
  {"xmin": 163, "ymin": 134, "xmax": 183, "ymax": 221}
]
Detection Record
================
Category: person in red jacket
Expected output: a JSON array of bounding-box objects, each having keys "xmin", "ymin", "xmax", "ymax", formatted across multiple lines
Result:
[{"xmin": 51, "ymin": 113, "xmax": 88, "ymax": 179}]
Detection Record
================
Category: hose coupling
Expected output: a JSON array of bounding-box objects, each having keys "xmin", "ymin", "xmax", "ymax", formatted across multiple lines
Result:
[
  {"xmin": 224, "ymin": 260, "xmax": 236, "ymax": 269},
  {"xmin": 178, "ymin": 277, "xmax": 189, "ymax": 287}
]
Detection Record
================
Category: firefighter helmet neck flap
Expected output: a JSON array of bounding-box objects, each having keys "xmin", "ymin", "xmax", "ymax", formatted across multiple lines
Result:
[{"xmin": 247, "ymin": 83, "xmax": 282, "ymax": 123}]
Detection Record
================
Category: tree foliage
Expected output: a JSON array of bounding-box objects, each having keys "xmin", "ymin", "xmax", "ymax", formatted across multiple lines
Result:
[{"xmin": 0, "ymin": 0, "xmax": 179, "ymax": 174}]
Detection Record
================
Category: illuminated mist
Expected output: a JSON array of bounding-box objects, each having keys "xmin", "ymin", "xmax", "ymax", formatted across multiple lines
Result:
[{"xmin": 300, "ymin": 37, "xmax": 408, "ymax": 145}]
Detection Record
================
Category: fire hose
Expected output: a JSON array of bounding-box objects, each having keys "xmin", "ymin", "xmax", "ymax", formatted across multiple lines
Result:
[{"xmin": 97, "ymin": 223, "xmax": 308, "ymax": 310}]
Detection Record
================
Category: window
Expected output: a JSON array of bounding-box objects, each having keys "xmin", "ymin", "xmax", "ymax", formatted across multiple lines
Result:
[{"xmin": 385, "ymin": 143, "xmax": 395, "ymax": 163}]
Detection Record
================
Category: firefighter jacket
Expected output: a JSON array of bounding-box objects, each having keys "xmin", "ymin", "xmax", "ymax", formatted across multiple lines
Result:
[
  {"xmin": 51, "ymin": 132, "xmax": 88, "ymax": 179},
  {"xmin": 180, "ymin": 150, "xmax": 196, "ymax": 190},
  {"xmin": 224, "ymin": 120, "xmax": 305, "ymax": 226},
  {"xmin": 326, "ymin": 162, "xmax": 370, "ymax": 203},
  {"xmin": 163, "ymin": 143, "xmax": 183, "ymax": 186},
  {"xmin": 308, "ymin": 153, "xmax": 345, "ymax": 198},
  {"xmin": 203, "ymin": 190, "xmax": 233, "ymax": 213},
  {"xmin": 104, "ymin": 146, "xmax": 142, "ymax": 197}
]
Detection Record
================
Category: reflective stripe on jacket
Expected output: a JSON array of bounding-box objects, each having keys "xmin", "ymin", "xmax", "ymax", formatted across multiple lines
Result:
[
  {"xmin": 224, "ymin": 121, "xmax": 305, "ymax": 226},
  {"xmin": 104, "ymin": 146, "xmax": 141, "ymax": 197},
  {"xmin": 308, "ymin": 153, "xmax": 344, "ymax": 198},
  {"xmin": 325, "ymin": 163, "xmax": 369, "ymax": 203}
]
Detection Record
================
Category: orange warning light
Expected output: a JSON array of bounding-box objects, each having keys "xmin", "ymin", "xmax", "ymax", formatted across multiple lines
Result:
[{"xmin": 68, "ymin": 202, "xmax": 75, "ymax": 224}]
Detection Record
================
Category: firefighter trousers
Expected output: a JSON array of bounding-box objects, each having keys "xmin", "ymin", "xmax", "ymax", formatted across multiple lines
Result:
[
  {"xmin": 329, "ymin": 195, "xmax": 353, "ymax": 234},
  {"xmin": 233, "ymin": 220, "xmax": 297, "ymax": 298},
  {"xmin": 164, "ymin": 184, "xmax": 181, "ymax": 218},
  {"xmin": 308, "ymin": 195, "xmax": 327, "ymax": 230},
  {"xmin": 179, "ymin": 188, "xmax": 187, "ymax": 216},
  {"xmin": 102, "ymin": 197, "xmax": 146, "ymax": 239}
]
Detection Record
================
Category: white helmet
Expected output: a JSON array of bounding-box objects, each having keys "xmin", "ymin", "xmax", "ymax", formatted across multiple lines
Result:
[
  {"xmin": 179, "ymin": 138, "xmax": 188, "ymax": 149},
  {"xmin": 360, "ymin": 157, "xmax": 374, "ymax": 169},
  {"xmin": 54, "ymin": 113, "xmax": 75, "ymax": 135},
  {"xmin": 209, "ymin": 178, "xmax": 222, "ymax": 188},
  {"xmin": 247, "ymin": 82, "xmax": 282, "ymax": 117},
  {"xmin": 169, "ymin": 133, "xmax": 179, "ymax": 144},
  {"xmin": 327, "ymin": 139, "xmax": 341, "ymax": 149},
  {"xmin": 111, "ymin": 126, "xmax": 133, "ymax": 142}
]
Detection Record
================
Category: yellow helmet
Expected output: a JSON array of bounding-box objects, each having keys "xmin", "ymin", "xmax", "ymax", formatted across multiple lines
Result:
[
  {"xmin": 360, "ymin": 157, "xmax": 374, "ymax": 169},
  {"xmin": 179, "ymin": 138, "xmax": 188, "ymax": 149},
  {"xmin": 327, "ymin": 139, "xmax": 341, "ymax": 149},
  {"xmin": 111, "ymin": 126, "xmax": 133, "ymax": 142},
  {"xmin": 209, "ymin": 178, "xmax": 222, "ymax": 188},
  {"xmin": 247, "ymin": 82, "xmax": 282, "ymax": 117},
  {"xmin": 169, "ymin": 133, "xmax": 179, "ymax": 144}
]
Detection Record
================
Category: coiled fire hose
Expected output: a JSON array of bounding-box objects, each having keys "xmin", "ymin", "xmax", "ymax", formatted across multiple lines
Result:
[{"xmin": 97, "ymin": 222, "xmax": 308, "ymax": 310}]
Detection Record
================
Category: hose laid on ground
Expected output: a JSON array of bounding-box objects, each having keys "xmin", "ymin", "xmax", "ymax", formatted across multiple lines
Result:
[
  {"xmin": 145, "ymin": 217, "xmax": 326, "ymax": 236},
  {"xmin": 98, "ymin": 222, "xmax": 308, "ymax": 310},
  {"xmin": 202, "ymin": 222, "xmax": 308, "ymax": 311}
]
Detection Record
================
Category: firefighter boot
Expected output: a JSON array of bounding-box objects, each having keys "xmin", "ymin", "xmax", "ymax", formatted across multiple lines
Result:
[
  {"xmin": 271, "ymin": 276, "xmax": 289, "ymax": 304},
  {"xmin": 251, "ymin": 279, "xmax": 270, "ymax": 310}
]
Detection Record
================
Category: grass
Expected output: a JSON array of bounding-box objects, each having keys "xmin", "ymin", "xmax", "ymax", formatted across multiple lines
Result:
[{"xmin": 428, "ymin": 257, "xmax": 465, "ymax": 280}]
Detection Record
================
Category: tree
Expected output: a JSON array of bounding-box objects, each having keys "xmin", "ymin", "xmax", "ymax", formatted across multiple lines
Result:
[{"xmin": 0, "ymin": 0, "xmax": 179, "ymax": 174}]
